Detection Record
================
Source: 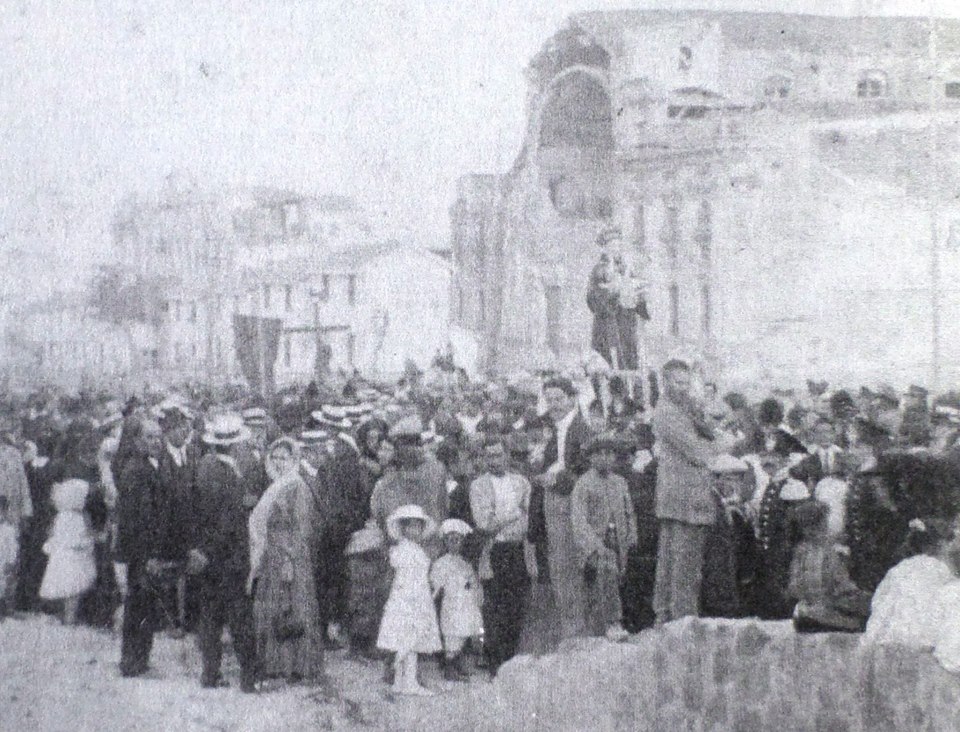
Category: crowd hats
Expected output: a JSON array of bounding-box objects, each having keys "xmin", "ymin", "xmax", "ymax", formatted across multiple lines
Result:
[
  {"xmin": 439, "ymin": 518, "xmax": 472, "ymax": 536},
  {"xmin": 241, "ymin": 406, "xmax": 268, "ymax": 427},
  {"xmin": 585, "ymin": 432, "xmax": 628, "ymax": 455},
  {"xmin": 311, "ymin": 405, "xmax": 352, "ymax": 431},
  {"xmin": 202, "ymin": 413, "xmax": 251, "ymax": 446},
  {"xmin": 388, "ymin": 415, "xmax": 424, "ymax": 443},
  {"xmin": 385, "ymin": 504, "xmax": 436, "ymax": 541},
  {"xmin": 298, "ymin": 428, "xmax": 331, "ymax": 446}
]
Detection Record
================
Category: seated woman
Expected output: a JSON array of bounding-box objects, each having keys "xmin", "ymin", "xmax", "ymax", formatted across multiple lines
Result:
[
  {"xmin": 862, "ymin": 516, "xmax": 958, "ymax": 649},
  {"xmin": 786, "ymin": 501, "xmax": 871, "ymax": 633}
]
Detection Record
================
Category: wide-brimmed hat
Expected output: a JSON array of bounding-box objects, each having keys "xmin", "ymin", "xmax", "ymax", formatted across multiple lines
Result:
[
  {"xmin": 385, "ymin": 504, "xmax": 436, "ymax": 541},
  {"xmin": 202, "ymin": 413, "xmax": 251, "ymax": 446},
  {"xmin": 439, "ymin": 518, "xmax": 473, "ymax": 536}
]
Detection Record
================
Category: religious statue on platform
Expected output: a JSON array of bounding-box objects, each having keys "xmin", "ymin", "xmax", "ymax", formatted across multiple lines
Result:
[{"xmin": 586, "ymin": 227, "xmax": 650, "ymax": 371}]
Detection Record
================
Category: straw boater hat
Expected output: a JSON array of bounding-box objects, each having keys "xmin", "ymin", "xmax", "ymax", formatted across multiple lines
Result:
[
  {"xmin": 202, "ymin": 413, "xmax": 251, "ymax": 446},
  {"xmin": 439, "ymin": 518, "xmax": 473, "ymax": 536},
  {"xmin": 779, "ymin": 478, "xmax": 811, "ymax": 502},
  {"xmin": 312, "ymin": 405, "xmax": 352, "ymax": 431},
  {"xmin": 242, "ymin": 407, "xmax": 268, "ymax": 427},
  {"xmin": 298, "ymin": 428, "xmax": 331, "ymax": 447},
  {"xmin": 386, "ymin": 504, "xmax": 436, "ymax": 541}
]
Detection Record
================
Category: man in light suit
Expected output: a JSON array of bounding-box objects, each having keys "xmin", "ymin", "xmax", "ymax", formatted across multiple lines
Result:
[{"xmin": 651, "ymin": 359, "xmax": 720, "ymax": 624}]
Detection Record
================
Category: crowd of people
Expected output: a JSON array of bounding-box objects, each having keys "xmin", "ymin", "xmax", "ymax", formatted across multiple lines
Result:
[{"xmin": 1, "ymin": 357, "xmax": 960, "ymax": 695}]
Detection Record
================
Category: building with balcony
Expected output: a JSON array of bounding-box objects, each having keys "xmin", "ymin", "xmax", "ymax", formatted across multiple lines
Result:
[{"xmin": 451, "ymin": 10, "xmax": 960, "ymax": 390}]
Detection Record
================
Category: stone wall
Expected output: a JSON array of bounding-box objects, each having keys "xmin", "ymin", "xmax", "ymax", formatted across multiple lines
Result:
[{"xmin": 454, "ymin": 618, "xmax": 960, "ymax": 732}]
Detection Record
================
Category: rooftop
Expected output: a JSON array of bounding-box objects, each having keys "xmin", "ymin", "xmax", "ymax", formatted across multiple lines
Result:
[{"xmin": 570, "ymin": 10, "xmax": 960, "ymax": 58}]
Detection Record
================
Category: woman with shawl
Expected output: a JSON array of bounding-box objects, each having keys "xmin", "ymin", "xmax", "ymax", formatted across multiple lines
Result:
[{"xmin": 249, "ymin": 438, "xmax": 324, "ymax": 683}]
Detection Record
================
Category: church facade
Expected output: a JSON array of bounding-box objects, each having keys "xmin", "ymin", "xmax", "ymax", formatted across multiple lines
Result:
[{"xmin": 450, "ymin": 10, "xmax": 960, "ymax": 392}]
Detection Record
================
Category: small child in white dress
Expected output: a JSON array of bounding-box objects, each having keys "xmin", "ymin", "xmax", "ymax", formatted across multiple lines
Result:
[
  {"xmin": 40, "ymin": 479, "xmax": 96, "ymax": 624},
  {"xmin": 430, "ymin": 519, "xmax": 483, "ymax": 682},
  {"xmin": 0, "ymin": 497, "xmax": 19, "ymax": 617},
  {"xmin": 377, "ymin": 504, "xmax": 442, "ymax": 696}
]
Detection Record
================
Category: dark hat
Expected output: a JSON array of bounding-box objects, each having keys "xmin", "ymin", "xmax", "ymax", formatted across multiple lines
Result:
[
  {"xmin": 908, "ymin": 385, "xmax": 929, "ymax": 399},
  {"xmin": 723, "ymin": 392, "xmax": 749, "ymax": 412},
  {"xmin": 585, "ymin": 432, "xmax": 626, "ymax": 455},
  {"xmin": 758, "ymin": 398, "xmax": 784, "ymax": 427},
  {"xmin": 875, "ymin": 384, "xmax": 900, "ymax": 409},
  {"xmin": 543, "ymin": 376, "xmax": 576, "ymax": 397}
]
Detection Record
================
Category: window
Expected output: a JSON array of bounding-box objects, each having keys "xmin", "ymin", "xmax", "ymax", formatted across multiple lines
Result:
[
  {"xmin": 318, "ymin": 275, "xmax": 330, "ymax": 302},
  {"xmin": 173, "ymin": 300, "xmax": 181, "ymax": 321},
  {"xmin": 189, "ymin": 302, "xmax": 197, "ymax": 323},
  {"xmin": 284, "ymin": 285, "xmax": 293, "ymax": 311},
  {"xmin": 191, "ymin": 343, "xmax": 197, "ymax": 358},
  {"xmin": 857, "ymin": 70, "xmax": 888, "ymax": 99},
  {"xmin": 263, "ymin": 285, "xmax": 271, "ymax": 310},
  {"xmin": 282, "ymin": 203, "xmax": 303, "ymax": 236},
  {"xmin": 661, "ymin": 203, "xmax": 679, "ymax": 266},
  {"xmin": 347, "ymin": 275, "xmax": 357, "ymax": 306},
  {"xmin": 347, "ymin": 333, "xmax": 355, "ymax": 365},
  {"xmin": 696, "ymin": 200, "xmax": 712, "ymax": 261},
  {"xmin": 946, "ymin": 82, "xmax": 960, "ymax": 99},
  {"xmin": 284, "ymin": 335, "xmax": 292, "ymax": 367},
  {"xmin": 669, "ymin": 284, "xmax": 680, "ymax": 337},
  {"xmin": 702, "ymin": 284, "xmax": 712, "ymax": 336}
]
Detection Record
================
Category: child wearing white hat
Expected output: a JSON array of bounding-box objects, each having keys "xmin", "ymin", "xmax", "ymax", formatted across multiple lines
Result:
[
  {"xmin": 377, "ymin": 505, "xmax": 442, "ymax": 696},
  {"xmin": 430, "ymin": 519, "xmax": 484, "ymax": 682}
]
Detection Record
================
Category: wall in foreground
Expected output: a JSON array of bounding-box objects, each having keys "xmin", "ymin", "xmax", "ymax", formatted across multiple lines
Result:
[{"xmin": 459, "ymin": 619, "xmax": 960, "ymax": 732}]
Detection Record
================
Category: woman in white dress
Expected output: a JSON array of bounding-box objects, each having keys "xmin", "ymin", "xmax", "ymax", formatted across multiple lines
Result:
[
  {"xmin": 862, "ymin": 517, "xmax": 958, "ymax": 649},
  {"xmin": 377, "ymin": 505, "xmax": 441, "ymax": 696},
  {"xmin": 39, "ymin": 479, "xmax": 96, "ymax": 624}
]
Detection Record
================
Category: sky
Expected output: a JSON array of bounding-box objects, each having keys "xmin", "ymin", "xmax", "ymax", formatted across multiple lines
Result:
[{"xmin": 2, "ymin": 0, "xmax": 960, "ymax": 288}]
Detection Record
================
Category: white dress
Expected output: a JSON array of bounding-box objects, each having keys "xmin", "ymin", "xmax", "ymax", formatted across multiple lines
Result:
[
  {"xmin": 377, "ymin": 539, "xmax": 442, "ymax": 654},
  {"xmin": 40, "ymin": 511, "xmax": 96, "ymax": 600},
  {"xmin": 862, "ymin": 555, "xmax": 956, "ymax": 649},
  {"xmin": 430, "ymin": 553, "xmax": 484, "ymax": 640}
]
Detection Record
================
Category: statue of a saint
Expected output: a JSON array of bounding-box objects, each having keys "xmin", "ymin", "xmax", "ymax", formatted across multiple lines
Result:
[{"xmin": 586, "ymin": 227, "xmax": 650, "ymax": 371}]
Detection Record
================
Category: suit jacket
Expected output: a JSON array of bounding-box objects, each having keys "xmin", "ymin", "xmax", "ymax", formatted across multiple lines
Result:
[
  {"xmin": 320, "ymin": 435, "xmax": 367, "ymax": 540},
  {"xmin": 157, "ymin": 442, "xmax": 200, "ymax": 561},
  {"xmin": 542, "ymin": 411, "xmax": 592, "ymax": 497},
  {"xmin": 116, "ymin": 454, "xmax": 167, "ymax": 565},
  {"xmin": 652, "ymin": 398, "xmax": 720, "ymax": 525},
  {"xmin": 194, "ymin": 453, "xmax": 250, "ymax": 593}
]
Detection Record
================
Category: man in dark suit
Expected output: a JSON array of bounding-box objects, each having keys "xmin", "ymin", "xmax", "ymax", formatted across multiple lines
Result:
[
  {"xmin": 757, "ymin": 398, "xmax": 808, "ymax": 457},
  {"xmin": 534, "ymin": 377, "xmax": 592, "ymax": 639},
  {"xmin": 116, "ymin": 418, "xmax": 181, "ymax": 677},
  {"xmin": 311, "ymin": 406, "xmax": 366, "ymax": 647},
  {"xmin": 157, "ymin": 403, "xmax": 200, "ymax": 633},
  {"xmin": 192, "ymin": 414, "xmax": 259, "ymax": 692}
]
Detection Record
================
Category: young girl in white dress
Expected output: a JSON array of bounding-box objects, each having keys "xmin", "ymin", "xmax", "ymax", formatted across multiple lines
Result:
[
  {"xmin": 430, "ymin": 519, "xmax": 484, "ymax": 682},
  {"xmin": 377, "ymin": 504, "xmax": 442, "ymax": 696},
  {"xmin": 40, "ymin": 479, "xmax": 96, "ymax": 624}
]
